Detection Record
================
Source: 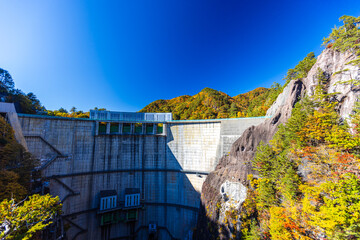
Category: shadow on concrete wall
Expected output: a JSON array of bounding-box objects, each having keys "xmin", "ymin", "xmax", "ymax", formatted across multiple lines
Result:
[
  {"xmin": 194, "ymin": 203, "xmax": 222, "ymax": 240},
  {"xmin": 80, "ymin": 134, "xmax": 201, "ymax": 240},
  {"xmin": 20, "ymin": 117, "xmax": 204, "ymax": 240}
]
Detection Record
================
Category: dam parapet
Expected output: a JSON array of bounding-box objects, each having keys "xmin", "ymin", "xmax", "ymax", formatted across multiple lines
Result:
[
  {"xmin": 16, "ymin": 110, "xmax": 268, "ymax": 239},
  {"xmin": 90, "ymin": 110, "xmax": 172, "ymax": 122}
]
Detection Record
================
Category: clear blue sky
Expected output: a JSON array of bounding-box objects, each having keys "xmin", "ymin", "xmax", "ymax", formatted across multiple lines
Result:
[{"xmin": 0, "ymin": 0, "xmax": 359, "ymax": 112}]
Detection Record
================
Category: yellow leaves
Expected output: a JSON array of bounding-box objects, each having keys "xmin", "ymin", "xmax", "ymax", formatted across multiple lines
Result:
[
  {"xmin": 269, "ymin": 206, "xmax": 299, "ymax": 240},
  {"xmin": 299, "ymin": 108, "xmax": 338, "ymax": 144},
  {"xmin": 326, "ymin": 125, "xmax": 360, "ymax": 150},
  {"xmin": 268, "ymin": 202, "xmax": 314, "ymax": 240},
  {"xmin": 301, "ymin": 174, "xmax": 360, "ymax": 239},
  {"xmin": 242, "ymin": 82, "xmax": 360, "ymax": 238},
  {"xmin": 0, "ymin": 194, "xmax": 62, "ymax": 239}
]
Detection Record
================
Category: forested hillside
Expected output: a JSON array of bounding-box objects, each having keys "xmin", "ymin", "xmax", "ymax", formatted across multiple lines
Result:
[
  {"xmin": 140, "ymin": 85, "xmax": 282, "ymax": 120},
  {"xmin": 0, "ymin": 69, "xmax": 92, "ymax": 118},
  {"xmin": 0, "ymin": 69, "xmax": 45, "ymax": 114},
  {"xmin": 1, "ymin": 66, "xmax": 283, "ymax": 120},
  {"xmin": 0, "ymin": 64, "xmax": 63, "ymax": 240}
]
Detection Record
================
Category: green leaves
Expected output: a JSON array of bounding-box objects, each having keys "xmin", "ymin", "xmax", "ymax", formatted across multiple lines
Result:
[
  {"xmin": 243, "ymin": 52, "xmax": 360, "ymax": 238},
  {"xmin": 140, "ymin": 86, "xmax": 283, "ymax": 120},
  {"xmin": 0, "ymin": 117, "xmax": 38, "ymax": 201},
  {"xmin": 323, "ymin": 15, "xmax": 360, "ymax": 57},
  {"xmin": 302, "ymin": 174, "xmax": 360, "ymax": 239},
  {"xmin": 0, "ymin": 194, "xmax": 62, "ymax": 240},
  {"xmin": 284, "ymin": 52, "xmax": 316, "ymax": 87}
]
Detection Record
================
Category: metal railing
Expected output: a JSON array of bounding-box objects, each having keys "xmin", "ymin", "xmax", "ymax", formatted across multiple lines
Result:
[{"xmin": 90, "ymin": 110, "xmax": 172, "ymax": 122}]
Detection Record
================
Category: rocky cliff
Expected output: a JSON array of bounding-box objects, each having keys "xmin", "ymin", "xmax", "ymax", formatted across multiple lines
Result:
[{"xmin": 197, "ymin": 48, "xmax": 360, "ymax": 239}]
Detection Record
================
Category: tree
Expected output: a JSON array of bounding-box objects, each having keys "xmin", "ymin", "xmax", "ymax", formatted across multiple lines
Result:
[
  {"xmin": 323, "ymin": 15, "xmax": 360, "ymax": 56},
  {"xmin": 0, "ymin": 194, "xmax": 62, "ymax": 240},
  {"xmin": 70, "ymin": 106, "xmax": 77, "ymax": 113},
  {"xmin": 284, "ymin": 52, "xmax": 316, "ymax": 86},
  {"xmin": 26, "ymin": 93, "xmax": 45, "ymax": 114},
  {"xmin": 0, "ymin": 69, "xmax": 15, "ymax": 98},
  {"xmin": 0, "ymin": 117, "xmax": 38, "ymax": 201},
  {"xmin": 58, "ymin": 107, "xmax": 68, "ymax": 113}
]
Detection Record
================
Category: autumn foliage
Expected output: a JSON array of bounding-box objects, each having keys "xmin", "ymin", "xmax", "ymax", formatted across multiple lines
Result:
[
  {"xmin": 0, "ymin": 117, "xmax": 62, "ymax": 239},
  {"xmin": 240, "ymin": 67, "xmax": 360, "ymax": 239},
  {"xmin": 140, "ymin": 86, "xmax": 282, "ymax": 120}
]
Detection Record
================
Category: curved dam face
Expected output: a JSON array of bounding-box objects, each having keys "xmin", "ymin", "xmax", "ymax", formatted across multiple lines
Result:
[{"xmin": 18, "ymin": 113, "xmax": 266, "ymax": 240}]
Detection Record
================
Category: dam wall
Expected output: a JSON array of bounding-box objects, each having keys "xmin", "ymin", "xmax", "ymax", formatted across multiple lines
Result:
[{"xmin": 18, "ymin": 114, "xmax": 266, "ymax": 240}]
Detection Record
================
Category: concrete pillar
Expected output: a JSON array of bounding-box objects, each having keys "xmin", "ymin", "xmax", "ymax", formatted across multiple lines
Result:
[
  {"xmin": 130, "ymin": 123, "xmax": 134, "ymax": 134},
  {"xmin": 153, "ymin": 124, "xmax": 157, "ymax": 135},
  {"xmin": 142, "ymin": 124, "xmax": 146, "ymax": 135},
  {"xmin": 119, "ymin": 123, "xmax": 123, "ymax": 134},
  {"xmin": 95, "ymin": 122, "xmax": 99, "ymax": 136},
  {"xmin": 163, "ymin": 123, "xmax": 167, "ymax": 136},
  {"xmin": 106, "ymin": 122, "xmax": 110, "ymax": 134}
]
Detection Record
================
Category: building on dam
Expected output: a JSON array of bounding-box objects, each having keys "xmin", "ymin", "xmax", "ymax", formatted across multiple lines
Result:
[{"xmin": 0, "ymin": 103, "xmax": 267, "ymax": 240}]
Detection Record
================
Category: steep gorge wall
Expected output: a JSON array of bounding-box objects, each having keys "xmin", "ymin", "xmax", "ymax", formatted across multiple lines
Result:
[{"xmin": 198, "ymin": 48, "xmax": 360, "ymax": 238}]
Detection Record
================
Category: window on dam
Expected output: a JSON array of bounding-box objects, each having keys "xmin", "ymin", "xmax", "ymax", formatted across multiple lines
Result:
[
  {"xmin": 99, "ymin": 190, "xmax": 117, "ymax": 210},
  {"xmin": 125, "ymin": 188, "xmax": 141, "ymax": 208}
]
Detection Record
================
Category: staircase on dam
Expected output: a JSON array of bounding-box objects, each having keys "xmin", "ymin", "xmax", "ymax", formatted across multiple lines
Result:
[{"xmin": 16, "ymin": 109, "xmax": 268, "ymax": 240}]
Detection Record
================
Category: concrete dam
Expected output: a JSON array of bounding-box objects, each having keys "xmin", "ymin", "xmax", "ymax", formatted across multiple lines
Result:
[{"xmin": 15, "ymin": 109, "xmax": 266, "ymax": 240}]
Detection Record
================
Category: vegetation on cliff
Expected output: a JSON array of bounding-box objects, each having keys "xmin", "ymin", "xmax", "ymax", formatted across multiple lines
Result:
[
  {"xmin": 323, "ymin": 15, "xmax": 360, "ymax": 57},
  {"xmin": 241, "ymin": 72, "xmax": 360, "ymax": 239},
  {"xmin": 237, "ymin": 15, "xmax": 360, "ymax": 240},
  {"xmin": 140, "ymin": 86, "xmax": 282, "ymax": 120},
  {"xmin": 284, "ymin": 52, "xmax": 316, "ymax": 87}
]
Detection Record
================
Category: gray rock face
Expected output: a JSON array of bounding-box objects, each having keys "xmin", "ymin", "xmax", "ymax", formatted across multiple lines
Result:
[
  {"xmin": 220, "ymin": 180, "xmax": 247, "ymax": 208},
  {"xmin": 199, "ymin": 79, "xmax": 305, "ymax": 228},
  {"xmin": 303, "ymin": 48, "xmax": 360, "ymax": 120},
  {"xmin": 265, "ymin": 81, "xmax": 292, "ymax": 117},
  {"xmin": 198, "ymin": 49, "xmax": 360, "ymax": 235}
]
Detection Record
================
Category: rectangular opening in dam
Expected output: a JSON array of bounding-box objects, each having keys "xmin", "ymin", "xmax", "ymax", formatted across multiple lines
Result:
[
  {"xmin": 122, "ymin": 123, "xmax": 131, "ymax": 134},
  {"xmin": 134, "ymin": 123, "xmax": 142, "ymax": 134},
  {"xmin": 99, "ymin": 122, "xmax": 106, "ymax": 134},
  {"xmin": 157, "ymin": 123, "xmax": 163, "ymax": 134},
  {"xmin": 110, "ymin": 123, "xmax": 119, "ymax": 133},
  {"xmin": 146, "ymin": 123, "xmax": 154, "ymax": 134}
]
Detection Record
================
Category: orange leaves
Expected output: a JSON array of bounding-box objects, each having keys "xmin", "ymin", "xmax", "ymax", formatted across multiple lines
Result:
[
  {"xmin": 326, "ymin": 43, "xmax": 333, "ymax": 48},
  {"xmin": 140, "ymin": 86, "xmax": 281, "ymax": 120},
  {"xmin": 298, "ymin": 108, "xmax": 338, "ymax": 145},
  {"xmin": 295, "ymin": 145, "xmax": 360, "ymax": 183},
  {"xmin": 269, "ymin": 206, "xmax": 309, "ymax": 240}
]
